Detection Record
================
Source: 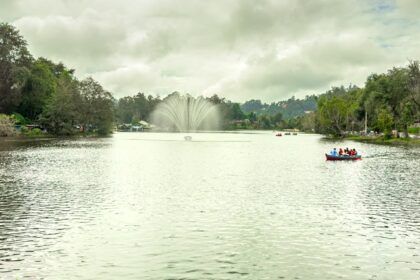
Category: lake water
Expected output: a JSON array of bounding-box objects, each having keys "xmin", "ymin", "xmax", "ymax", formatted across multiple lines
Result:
[{"xmin": 0, "ymin": 132, "xmax": 419, "ymax": 279}]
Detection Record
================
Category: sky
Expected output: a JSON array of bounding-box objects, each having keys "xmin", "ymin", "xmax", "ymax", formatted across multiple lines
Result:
[{"xmin": 1, "ymin": 0, "xmax": 420, "ymax": 102}]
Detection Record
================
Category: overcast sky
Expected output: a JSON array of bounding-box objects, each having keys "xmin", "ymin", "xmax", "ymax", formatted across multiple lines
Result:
[{"xmin": 1, "ymin": 0, "xmax": 420, "ymax": 102}]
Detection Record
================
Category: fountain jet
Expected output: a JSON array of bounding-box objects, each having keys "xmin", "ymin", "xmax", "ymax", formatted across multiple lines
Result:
[{"xmin": 151, "ymin": 93, "xmax": 220, "ymax": 132}]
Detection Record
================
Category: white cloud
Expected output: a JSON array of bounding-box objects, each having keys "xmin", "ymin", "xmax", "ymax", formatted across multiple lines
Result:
[{"xmin": 2, "ymin": 0, "xmax": 420, "ymax": 102}]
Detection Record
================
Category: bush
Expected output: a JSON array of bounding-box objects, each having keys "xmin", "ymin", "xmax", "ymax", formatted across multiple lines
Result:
[
  {"xmin": 20, "ymin": 125, "xmax": 29, "ymax": 134},
  {"xmin": 408, "ymin": 127, "xmax": 420, "ymax": 134},
  {"xmin": 25, "ymin": 128, "xmax": 44, "ymax": 137},
  {"xmin": 0, "ymin": 114, "xmax": 16, "ymax": 136},
  {"xmin": 11, "ymin": 113, "xmax": 27, "ymax": 125}
]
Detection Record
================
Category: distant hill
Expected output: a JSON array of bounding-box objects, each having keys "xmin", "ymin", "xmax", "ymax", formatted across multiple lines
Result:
[{"xmin": 241, "ymin": 95, "xmax": 317, "ymax": 119}]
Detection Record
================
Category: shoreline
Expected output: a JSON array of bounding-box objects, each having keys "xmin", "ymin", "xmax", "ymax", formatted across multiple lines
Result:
[
  {"xmin": 346, "ymin": 136, "xmax": 420, "ymax": 146},
  {"xmin": 0, "ymin": 133, "xmax": 110, "ymax": 141}
]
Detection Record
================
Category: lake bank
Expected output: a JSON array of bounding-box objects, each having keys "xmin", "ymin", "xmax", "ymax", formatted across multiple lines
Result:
[{"xmin": 346, "ymin": 135, "xmax": 420, "ymax": 146}]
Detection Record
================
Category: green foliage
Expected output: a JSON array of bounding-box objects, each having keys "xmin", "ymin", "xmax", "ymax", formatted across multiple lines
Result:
[
  {"xmin": 408, "ymin": 127, "xmax": 420, "ymax": 134},
  {"xmin": 18, "ymin": 59, "xmax": 56, "ymax": 119},
  {"xmin": 131, "ymin": 115, "xmax": 141, "ymax": 125},
  {"xmin": 299, "ymin": 112, "xmax": 316, "ymax": 132},
  {"xmin": 79, "ymin": 77, "xmax": 115, "ymax": 135},
  {"xmin": 271, "ymin": 112, "xmax": 283, "ymax": 125},
  {"xmin": 241, "ymin": 95, "xmax": 317, "ymax": 119},
  {"xmin": 11, "ymin": 113, "xmax": 26, "ymax": 125},
  {"xmin": 0, "ymin": 23, "xmax": 33, "ymax": 114},
  {"xmin": 23, "ymin": 127, "xmax": 43, "ymax": 137},
  {"xmin": 377, "ymin": 108, "xmax": 394, "ymax": 138},
  {"xmin": 0, "ymin": 114, "xmax": 15, "ymax": 136},
  {"xmin": 317, "ymin": 94, "xmax": 351, "ymax": 136},
  {"xmin": 116, "ymin": 92, "xmax": 160, "ymax": 124},
  {"xmin": 247, "ymin": 112, "xmax": 257, "ymax": 122},
  {"xmin": 40, "ymin": 75, "xmax": 81, "ymax": 135},
  {"xmin": 314, "ymin": 62, "xmax": 420, "ymax": 137},
  {"xmin": 0, "ymin": 23, "xmax": 115, "ymax": 137},
  {"xmin": 257, "ymin": 115, "xmax": 272, "ymax": 129}
]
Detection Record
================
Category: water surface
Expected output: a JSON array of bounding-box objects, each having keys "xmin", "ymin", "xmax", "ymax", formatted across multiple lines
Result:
[{"xmin": 1, "ymin": 132, "xmax": 419, "ymax": 279}]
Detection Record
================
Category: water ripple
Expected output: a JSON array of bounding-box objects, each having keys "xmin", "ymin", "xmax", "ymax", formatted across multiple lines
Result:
[{"xmin": 0, "ymin": 133, "xmax": 419, "ymax": 279}]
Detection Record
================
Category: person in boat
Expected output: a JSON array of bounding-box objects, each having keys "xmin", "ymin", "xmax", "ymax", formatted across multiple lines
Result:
[
  {"xmin": 339, "ymin": 148, "xmax": 344, "ymax": 156},
  {"xmin": 330, "ymin": 148, "xmax": 338, "ymax": 156}
]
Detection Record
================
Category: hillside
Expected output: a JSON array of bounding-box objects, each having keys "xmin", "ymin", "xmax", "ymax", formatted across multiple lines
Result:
[{"xmin": 241, "ymin": 95, "xmax": 317, "ymax": 119}]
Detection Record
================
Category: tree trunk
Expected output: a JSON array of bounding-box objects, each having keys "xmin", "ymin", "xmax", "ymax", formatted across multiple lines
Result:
[{"xmin": 364, "ymin": 111, "xmax": 368, "ymax": 135}]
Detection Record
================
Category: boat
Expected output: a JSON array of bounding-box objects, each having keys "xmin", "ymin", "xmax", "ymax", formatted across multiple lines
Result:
[
  {"xmin": 325, "ymin": 154, "xmax": 362, "ymax": 161},
  {"xmin": 276, "ymin": 133, "xmax": 282, "ymax": 136},
  {"xmin": 285, "ymin": 132, "xmax": 291, "ymax": 135}
]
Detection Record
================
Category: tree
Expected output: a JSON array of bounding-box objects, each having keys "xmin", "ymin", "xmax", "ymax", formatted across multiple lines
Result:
[
  {"xmin": 79, "ymin": 77, "xmax": 114, "ymax": 135},
  {"xmin": 40, "ymin": 74, "xmax": 81, "ymax": 135},
  {"xmin": 117, "ymin": 96, "xmax": 135, "ymax": 123},
  {"xmin": 377, "ymin": 107, "xmax": 394, "ymax": 138},
  {"xmin": 364, "ymin": 68, "xmax": 410, "ymax": 131},
  {"xmin": 0, "ymin": 23, "xmax": 33, "ymax": 113},
  {"xmin": 241, "ymin": 99, "xmax": 263, "ymax": 113},
  {"xmin": 116, "ymin": 93, "xmax": 161, "ymax": 124},
  {"xmin": 272, "ymin": 112, "xmax": 283, "ymax": 126},
  {"xmin": 229, "ymin": 103, "xmax": 246, "ymax": 120},
  {"xmin": 300, "ymin": 112, "xmax": 316, "ymax": 132},
  {"xmin": 247, "ymin": 111, "xmax": 257, "ymax": 122},
  {"xmin": 407, "ymin": 60, "xmax": 420, "ymax": 121},
  {"xmin": 257, "ymin": 115, "xmax": 271, "ymax": 129},
  {"xmin": 18, "ymin": 59, "xmax": 56, "ymax": 120},
  {"xmin": 207, "ymin": 94, "xmax": 225, "ymax": 105},
  {"xmin": 317, "ymin": 95, "xmax": 349, "ymax": 136}
]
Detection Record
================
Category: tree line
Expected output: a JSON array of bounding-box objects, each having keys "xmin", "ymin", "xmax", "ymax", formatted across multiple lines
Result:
[
  {"xmin": 241, "ymin": 96, "xmax": 317, "ymax": 119},
  {"xmin": 314, "ymin": 63, "xmax": 420, "ymax": 137},
  {"xmin": 115, "ymin": 91, "xmax": 292, "ymax": 130},
  {"xmin": 0, "ymin": 23, "xmax": 114, "ymax": 136}
]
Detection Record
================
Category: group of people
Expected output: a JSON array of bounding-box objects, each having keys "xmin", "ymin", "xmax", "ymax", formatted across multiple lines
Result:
[{"xmin": 330, "ymin": 147, "xmax": 358, "ymax": 157}]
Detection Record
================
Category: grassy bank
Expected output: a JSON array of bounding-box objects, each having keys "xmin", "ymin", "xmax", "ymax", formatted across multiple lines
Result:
[{"xmin": 346, "ymin": 135, "xmax": 420, "ymax": 146}]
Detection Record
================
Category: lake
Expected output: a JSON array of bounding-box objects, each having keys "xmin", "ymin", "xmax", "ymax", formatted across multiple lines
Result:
[{"xmin": 0, "ymin": 132, "xmax": 419, "ymax": 279}]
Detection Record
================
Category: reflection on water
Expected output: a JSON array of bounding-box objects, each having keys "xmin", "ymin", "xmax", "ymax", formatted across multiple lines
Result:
[{"xmin": 0, "ymin": 133, "xmax": 419, "ymax": 279}]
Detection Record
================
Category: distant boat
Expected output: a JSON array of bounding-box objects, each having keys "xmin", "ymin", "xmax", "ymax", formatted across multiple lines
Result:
[
  {"xmin": 285, "ymin": 132, "xmax": 291, "ymax": 135},
  {"xmin": 276, "ymin": 133, "xmax": 282, "ymax": 137},
  {"xmin": 325, "ymin": 154, "xmax": 362, "ymax": 161},
  {"xmin": 292, "ymin": 132, "xmax": 298, "ymax": 135}
]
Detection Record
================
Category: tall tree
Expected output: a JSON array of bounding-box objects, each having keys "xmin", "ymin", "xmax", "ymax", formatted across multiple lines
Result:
[
  {"xmin": 40, "ymin": 74, "xmax": 82, "ymax": 135},
  {"xmin": 317, "ymin": 95, "xmax": 351, "ymax": 136},
  {"xmin": 407, "ymin": 60, "xmax": 420, "ymax": 117},
  {"xmin": 79, "ymin": 77, "xmax": 114, "ymax": 135},
  {"xmin": 18, "ymin": 59, "xmax": 56, "ymax": 120},
  {"xmin": 0, "ymin": 23, "xmax": 33, "ymax": 113}
]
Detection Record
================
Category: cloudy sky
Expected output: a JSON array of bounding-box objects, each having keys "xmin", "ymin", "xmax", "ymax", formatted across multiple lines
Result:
[{"xmin": 1, "ymin": 0, "xmax": 420, "ymax": 102}]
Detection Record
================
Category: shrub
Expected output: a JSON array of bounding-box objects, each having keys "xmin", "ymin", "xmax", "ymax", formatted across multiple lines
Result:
[
  {"xmin": 0, "ymin": 114, "xmax": 16, "ymax": 136},
  {"xmin": 408, "ymin": 127, "xmax": 420, "ymax": 134},
  {"xmin": 11, "ymin": 113, "xmax": 27, "ymax": 125},
  {"xmin": 26, "ymin": 128, "xmax": 43, "ymax": 137}
]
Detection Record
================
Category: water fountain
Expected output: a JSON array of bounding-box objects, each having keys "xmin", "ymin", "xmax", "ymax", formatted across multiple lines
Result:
[{"xmin": 151, "ymin": 93, "xmax": 220, "ymax": 139}]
